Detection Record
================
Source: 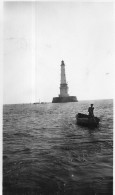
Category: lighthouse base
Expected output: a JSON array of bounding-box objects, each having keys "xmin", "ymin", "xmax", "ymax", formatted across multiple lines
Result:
[{"xmin": 52, "ymin": 96, "xmax": 78, "ymax": 103}]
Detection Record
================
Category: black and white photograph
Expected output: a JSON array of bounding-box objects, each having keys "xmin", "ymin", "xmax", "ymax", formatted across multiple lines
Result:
[{"xmin": 3, "ymin": 0, "xmax": 113, "ymax": 194}]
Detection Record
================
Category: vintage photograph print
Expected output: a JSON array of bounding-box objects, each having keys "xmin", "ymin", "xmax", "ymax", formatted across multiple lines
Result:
[{"xmin": 3, "ymin": 1, "xmax": 113, "ymax": 195}]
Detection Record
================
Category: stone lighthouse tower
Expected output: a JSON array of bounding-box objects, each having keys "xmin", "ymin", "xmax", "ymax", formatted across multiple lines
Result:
[
  {"xmin": 59, "ymin": 60, "xmax": 69, "ymax": 97},
  {"xmin": 52, "ymin": 60, "xmax": 78, "ymax": 103}
]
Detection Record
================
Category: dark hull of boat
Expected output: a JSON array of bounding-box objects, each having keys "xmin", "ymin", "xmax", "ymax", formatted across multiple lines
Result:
[{"xmin": 76, "ymin": 113, "xmax": 100, "ymax": 127}]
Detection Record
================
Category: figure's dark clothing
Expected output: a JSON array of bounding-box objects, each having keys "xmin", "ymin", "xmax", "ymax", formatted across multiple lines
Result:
[{"xmin": 88, "ymin": 107, "xmax": 94, "ymax": 117}]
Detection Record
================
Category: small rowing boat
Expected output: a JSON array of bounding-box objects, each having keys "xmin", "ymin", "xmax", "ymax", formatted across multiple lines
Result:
[{"xmin": 76, "ymin": 113, "xmax": 100, "ymax": 127}]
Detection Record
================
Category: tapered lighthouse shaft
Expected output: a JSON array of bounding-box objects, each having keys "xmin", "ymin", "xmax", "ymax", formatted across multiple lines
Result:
[
  {"xmin": 61, "ymin": 61, "xmax": 66, "ymax": 84},
  {"xmin": 59, "ymin": 60, "xmax": 69, "ymax": 97}
]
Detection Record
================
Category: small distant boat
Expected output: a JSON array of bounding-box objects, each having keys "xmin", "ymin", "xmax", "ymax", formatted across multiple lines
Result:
[{"xmin": 76, "ymin": 113, "xmax": 100, "ymax": 127}]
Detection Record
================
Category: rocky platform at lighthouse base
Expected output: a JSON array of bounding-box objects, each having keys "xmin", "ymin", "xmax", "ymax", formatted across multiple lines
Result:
[{"xmin": 52, "ymin": 96, "xmax": 78, "ymax": 103}]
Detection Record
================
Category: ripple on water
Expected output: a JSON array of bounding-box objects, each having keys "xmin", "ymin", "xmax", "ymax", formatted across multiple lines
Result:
[{"xmin": 3, "ymin": 100, "xmax": 113, "ymax": 194}]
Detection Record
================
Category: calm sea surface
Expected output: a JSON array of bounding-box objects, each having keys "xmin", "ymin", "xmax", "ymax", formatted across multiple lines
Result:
[{"xmin": 3, "ymin": 99, "xmax": 113, "ymax": 195}]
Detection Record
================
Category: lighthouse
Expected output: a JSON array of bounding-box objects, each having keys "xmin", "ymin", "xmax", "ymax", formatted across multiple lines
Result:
[
  {"xmin": 52, "ymin": 60, "xmax": 78, "ymax": 103},
  {"xmin": 59, "ymin": 60, "xmax": 69, "ymax": 97}
]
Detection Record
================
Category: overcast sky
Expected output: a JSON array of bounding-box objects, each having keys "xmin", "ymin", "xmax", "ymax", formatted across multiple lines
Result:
[{"xmin": 3, "ymin": 1, "xmax": 114, "ymax": 104}]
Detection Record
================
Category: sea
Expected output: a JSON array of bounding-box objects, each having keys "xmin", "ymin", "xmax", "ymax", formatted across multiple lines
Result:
[{"xmin": 3, "ymin": 99, "xmax": 113, "ymax": 195}]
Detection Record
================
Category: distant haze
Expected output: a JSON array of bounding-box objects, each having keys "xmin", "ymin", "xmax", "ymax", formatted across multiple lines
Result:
[{"xmin": 4, "ymin": 1, "xmax": 114, "ymax": 104}]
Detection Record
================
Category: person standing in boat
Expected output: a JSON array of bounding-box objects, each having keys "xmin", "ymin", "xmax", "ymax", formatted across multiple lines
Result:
[{"xmin": 88, "ymin": 104, "xmax": 94, "ymax": 118}]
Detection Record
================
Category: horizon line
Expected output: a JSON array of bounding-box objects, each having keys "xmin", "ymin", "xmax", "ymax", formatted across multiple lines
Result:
[{"xmin": 3, "ymin": 98, "xmax": 113, "ymax": 105}]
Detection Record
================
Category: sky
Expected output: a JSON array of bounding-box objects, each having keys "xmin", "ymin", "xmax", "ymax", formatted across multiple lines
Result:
[{"xmin": 3, "ymin": 1, "xmax": 114, "ymax": 104}]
